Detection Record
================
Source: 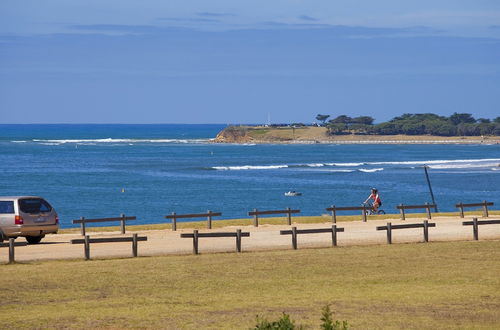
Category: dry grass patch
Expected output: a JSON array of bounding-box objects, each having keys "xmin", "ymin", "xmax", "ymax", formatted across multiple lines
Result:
[{"xmin": 1, "ymin": 240, "xmax": 499, "ymax": 329}]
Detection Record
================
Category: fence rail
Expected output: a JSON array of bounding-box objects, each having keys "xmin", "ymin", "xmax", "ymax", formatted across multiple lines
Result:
[
  {"xmin": 72, "ymin": 214, "xmax": 136, "ymax": 236},
  {"xmin": 462, "ymin": 218, "xmax": 500, "ymax": 240},
  {"xmin": 396, "ymin": 203, "xmax": 436, "ymax": 220},
  {"xmin": 326, "ymin": 205, "xmax": 368, "ymax": 222},
  {"xmin": 456, "ymin": 201, "xmax": 493, "ymax": 218},
  {"xmin": 70, "ymin": 234, "xmax": 147, "ymax": 260},
  {"xmin": 165, "ymin": 211, "xmax": 222, "ymax": 231},
  {"xmin": 280, "ymin": 225, "xmax": 345, "ymax": 249},
  {"xmin": 180, "ymin": 229, "xmax": 249, "ymax": 254},
  {"xmin": 248, "ymin": 208, "xmax": 300, "ymax": 227},
  {"xmin": 376, "ymin": 221, "xmax": 436, "ymax": 244}
]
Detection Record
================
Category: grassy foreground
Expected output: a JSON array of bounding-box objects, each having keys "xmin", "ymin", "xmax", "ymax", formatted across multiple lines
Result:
[{"xmin": 1, "ymin": 241, "xmax": 499, "ymax": 329}]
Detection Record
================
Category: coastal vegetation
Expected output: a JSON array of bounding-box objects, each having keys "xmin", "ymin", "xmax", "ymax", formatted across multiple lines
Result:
[
  {"xmin": 324, "ymin": 113, "xmax": 500, "ymax": 136},
  {"xmin": 1, "ymin": 240, "xmax": 498, "ymax": 329}
]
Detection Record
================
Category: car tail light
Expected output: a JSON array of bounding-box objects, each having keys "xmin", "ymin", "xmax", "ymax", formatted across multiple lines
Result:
[
  {"xmin": 55, "ymin": 215, "xmax": 59, "ymax": 224},
  {"xmin": 15, "ymin": 215, "xmax": 23, "ymax": 224}
]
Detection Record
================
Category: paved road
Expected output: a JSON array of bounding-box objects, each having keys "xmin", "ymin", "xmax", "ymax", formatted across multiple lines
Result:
[{"xmin": 1, "ymin": 216, "xmax": 499, "ymax": 262}]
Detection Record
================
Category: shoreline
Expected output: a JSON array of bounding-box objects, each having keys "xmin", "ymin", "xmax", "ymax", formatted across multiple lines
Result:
[{"xmin": 213, "ymin": 126, "xmax": 500, "ymax": 144}]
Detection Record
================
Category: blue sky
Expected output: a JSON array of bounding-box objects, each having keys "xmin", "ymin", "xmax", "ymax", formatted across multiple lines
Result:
[{"xmin": 1, "ymin": 1, "xmax": 499, "ymax": 124}]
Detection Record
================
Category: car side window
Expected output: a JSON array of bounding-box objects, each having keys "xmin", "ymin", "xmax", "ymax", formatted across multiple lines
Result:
[{"xmin": 0, "ymin": 201, "xmax": 15, "ymax": 214}]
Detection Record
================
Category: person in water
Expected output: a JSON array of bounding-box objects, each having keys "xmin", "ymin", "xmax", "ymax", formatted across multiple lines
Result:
[{"xmin": 364, "ymin": 188, "xmax": 382, "ymax": 212}]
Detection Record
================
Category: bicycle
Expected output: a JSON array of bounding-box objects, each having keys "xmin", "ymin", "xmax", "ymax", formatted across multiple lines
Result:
[{"xmin": 363, "ymin": 202, "xmax": 386, "ymax": 215}]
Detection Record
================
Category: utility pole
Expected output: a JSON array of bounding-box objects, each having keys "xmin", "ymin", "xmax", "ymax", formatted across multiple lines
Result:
[{"xmin": 424, "ymin": 165, "xmax": 438, "ymax": 212}]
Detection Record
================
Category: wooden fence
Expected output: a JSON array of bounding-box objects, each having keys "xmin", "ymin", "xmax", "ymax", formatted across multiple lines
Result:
[
  {"xmin": 462, "ymin": 218, "xmax": 500, "ymax": 240},
  {"xmin": 376, "ymin": 221, "xmax": 436, "ymax": 244},
  {"xmin": 280, "ymin": 225, "xmax": 344, "ymax": 249},
  {"xmin": 396, "ymin": 203, "xmax": 436, "ymax": 220},
  {"xmin": 165, "ymin": 211, "xmax": 222, "ymax": 231},
  {"xmin": 326, "ymin": 205, "xmax": 368, "ymax": 222},
  {"xmin": 72, "ymin": 214, "xmax": 136, "ymax": 236},
  {"xmin": 180, "ymin": 230, "xmax": 250, "ymax": 254},
  {"xmin": 456, "ymin": 201, "xmax": 493, "ymax": 218},
  {"xmin": 248, "ymin": 208, "xmax": 300, "ymax": 227},
  {"xmin": 70, "ymin": 234, "xmax": 147, "ymax": 260}
]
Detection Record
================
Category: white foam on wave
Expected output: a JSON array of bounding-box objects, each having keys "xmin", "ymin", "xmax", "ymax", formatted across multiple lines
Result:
[
  {"xmin": 358, "ymin": 168, "xmax": 384, "ymax": 173},
  {"xmin": 212, "ymin": 165, "xmax": 289, "ymax": 170},
  {"xmin": 428, "ymin": 163, "xmax": 500, "ymax": 169},
  {"xmin": 328, "ymin": 162, "xmax": 364, "ymax": 167},
  {"xmin": 39, "ymin": 142, "xmax": 61, "ymax": 146},
  {"xmin": 369, "ymin": 158, "xmax": 500, "ymax": 166},
  {"xmin": 11, "ymin": 140, "xmax": 27, "ymax": 143},
  {"xmin": 32, "ymin": 138, "xmax": 210, "ymax": 144}
]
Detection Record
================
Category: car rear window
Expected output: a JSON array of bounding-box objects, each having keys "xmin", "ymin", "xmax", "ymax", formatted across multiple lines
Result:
[
  {"xmin": 19, "ymin": 199, "xmax": 52, "ymax": 214},
  {"xmin": 0, "ymin": 201, "xmax": 15, "ymax": 214}
]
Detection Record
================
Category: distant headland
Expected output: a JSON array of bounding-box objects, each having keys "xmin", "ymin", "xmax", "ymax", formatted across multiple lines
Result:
[{"xmin": 214, "ymin": 113, "xmax": 500, "ymax": 144}]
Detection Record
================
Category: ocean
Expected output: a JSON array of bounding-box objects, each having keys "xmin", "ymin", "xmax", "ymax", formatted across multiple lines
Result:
[{"xmin": 0, "ymin": 124, "xmax": 499, "ymax": 228}]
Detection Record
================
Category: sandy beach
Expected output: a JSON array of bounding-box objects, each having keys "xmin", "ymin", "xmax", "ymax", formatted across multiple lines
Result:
[{"xmin": 2, "ymin": 215, "xmax": 499, "ymax": 263}]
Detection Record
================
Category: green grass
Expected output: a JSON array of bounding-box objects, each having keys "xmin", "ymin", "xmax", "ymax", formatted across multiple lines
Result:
[
  {"xmin": 59, "ymin": 210, "xmax": 500, "ymax": 234},
  {"xmin": 1, "ymin": 240, "xmax": 499, "ymax": 329}
]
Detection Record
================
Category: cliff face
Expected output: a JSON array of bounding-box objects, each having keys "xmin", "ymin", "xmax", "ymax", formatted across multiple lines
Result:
[{"xmin": 213, "ymin": 126, "xmax": 254, "ymax": 143}]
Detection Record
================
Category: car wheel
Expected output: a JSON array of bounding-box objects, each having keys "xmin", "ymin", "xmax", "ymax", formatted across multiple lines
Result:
[{"xmin": 26, "ymin": 236, "xmax": 43, "ymax": 244}]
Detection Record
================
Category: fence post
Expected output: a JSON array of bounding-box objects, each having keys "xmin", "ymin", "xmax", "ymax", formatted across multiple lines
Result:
[
  {"xmin": 236, "ymin": 229, "xmax": 242, "ymax": 253},
  {"xmin": 425, "ymin": 202, "xmax": 432, "ymax": 219},
  {"xmin": 286, "ymin": 207, "xmax": 292, "ymax": 225},
  {"xmin": 8, "ymin": 238, "xmax": 15, "ymax": 264},
  {"xmin": 423, "ymin": 220, "xmax": 429, "ymax": 242},
  {"xmin": 171, "ymin": 212, "xmax": 177, "ymax": 231},
  {"xmin": 80, "ymin": 216, "xmax": 86, "ymax": 236},
  {"xmin": 387, "ymin": 222, "xmax": 392, "ymax": 244},
  {"xmin": 253, "ymin": 209, "xmax": 259, "ymax": 227},
  {"xmin": 120, "ymin": 213, "xmax": 126, "ymax": 234},
  {"xmin": 331, "ymin": 205, "xmax": 336, "ymax": 224},
  {"xmin": 84, "ymin": 235, "xmax": 90, "ymax": 260},
  {"xmin": 207, "ymin": 210, "xmax": 212, "ymax": 229},
  {"xmin": 193, "ymin": 230, "xmax": 199, "ymax": 254},
  {"xmin": 399, "ymin": 204, "xmax": 405, "ymax": 220},
  {"xmin": 472, "ymin": 218, "xmax": 479, "ymax": 241},
  {"xmin": 362, "ymin": 204, "xmax": 367, "ymax": 222},
  {"xmin": 458, "ymin": 202, "xmax": 464, "ymax": 218},
  {"xmin": 483, "ymin": 201, "xmax": 489, "ymax": 217},
  {"xmin": 332, "ymin": 225, "xmax": 337, "ymax": 247},
  {"xmin": 132, "ymin": 233, "xmax": 138, "ymax": 257},
  {"xmin": 291, "ymin": 227, "xmax": 298, "ymax": 250}
]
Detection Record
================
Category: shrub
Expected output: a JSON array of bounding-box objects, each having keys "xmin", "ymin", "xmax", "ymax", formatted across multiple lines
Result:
[
  {"xmin": 251, "ymin": 306, "xmax": 349, "ymax": 330},
  {"xmin": 252, "ymin": 313, "xmax": 304, "ymax": 330}
]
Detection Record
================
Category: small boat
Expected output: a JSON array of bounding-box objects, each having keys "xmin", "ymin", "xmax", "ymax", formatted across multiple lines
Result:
[{"xmin": 285, "ymin": 191, "xmax": 302, "ymax": 196}]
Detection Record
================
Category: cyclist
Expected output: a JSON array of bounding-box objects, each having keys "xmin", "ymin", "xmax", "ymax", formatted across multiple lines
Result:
[{"xmin": 364, "ymin": 188, "xmax": 382, "ymax": 213}]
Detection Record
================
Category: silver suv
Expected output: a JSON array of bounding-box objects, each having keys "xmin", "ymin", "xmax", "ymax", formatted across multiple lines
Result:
[{"xmin": 0, "ymin": 196, "xmax": 59, "ymax": 244}]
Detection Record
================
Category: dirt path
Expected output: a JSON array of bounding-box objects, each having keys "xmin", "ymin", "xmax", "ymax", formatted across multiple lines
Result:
[{"xmin": 1, "ymin": 216, "xmax": 499, "ymax": 262}]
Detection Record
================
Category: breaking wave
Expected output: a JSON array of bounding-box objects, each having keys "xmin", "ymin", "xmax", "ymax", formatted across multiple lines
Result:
[
  {"xmin": 209, "ymin": 158, "xmax": 500, "ymax": 171},
  {"xmin": 358, "ymin": 168, "xmax": 384, "ymax": 173},
  {"xmin": 23, "ymin": 138, "xmax": 212, "ymax": 145}
]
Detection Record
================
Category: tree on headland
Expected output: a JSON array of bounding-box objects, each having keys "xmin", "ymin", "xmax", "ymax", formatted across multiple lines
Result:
[
  {"xmin": 316, "ymin": 114, "xmax": 330, "ymax": 125},
  {"xmin": 351, "ymin": 116, "xmax": 374, "ymax": 125},
  {"xmin": 330, "ymin": 115, "xmax": 352, "ymax": 124},
  {"xmin": 324, "ymin": 112, "xmax": 499, "ymax": 136},
  {"xmin": 449, "ymin": 112, "xmax": 476, "ymax": 125}
]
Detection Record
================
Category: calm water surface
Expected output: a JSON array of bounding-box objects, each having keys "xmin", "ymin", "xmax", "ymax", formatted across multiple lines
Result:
[{"xmin": 0, "ymin": 124, "xmax": 499, "ymax": 228}]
